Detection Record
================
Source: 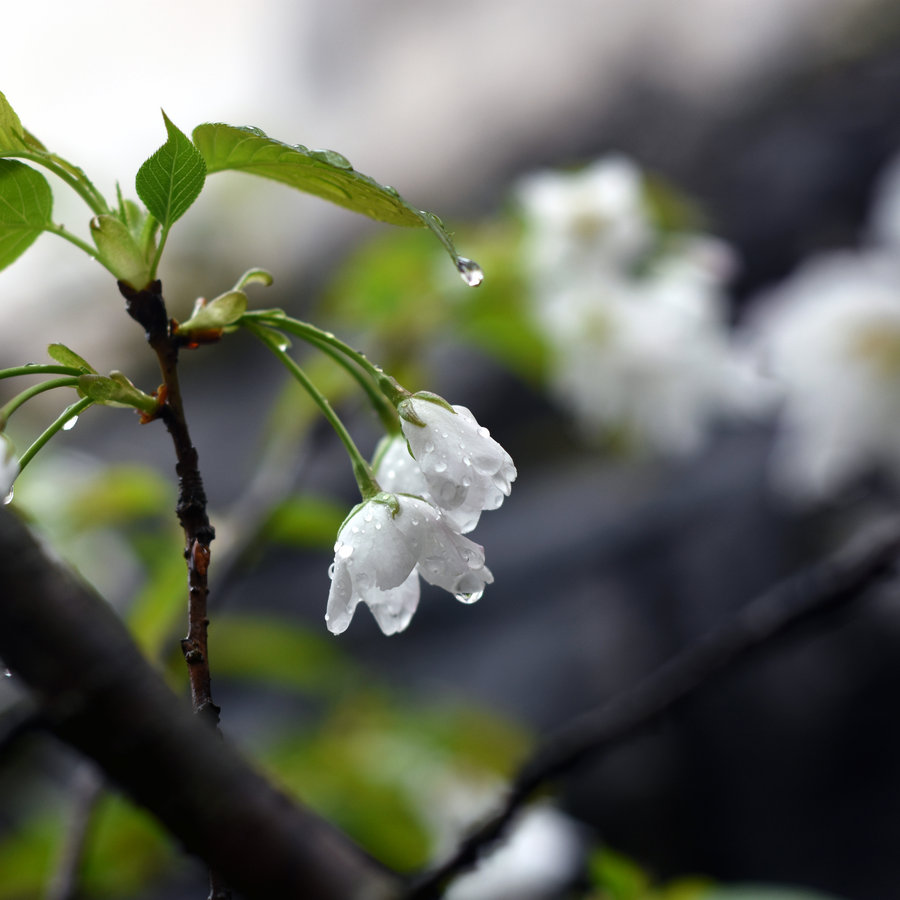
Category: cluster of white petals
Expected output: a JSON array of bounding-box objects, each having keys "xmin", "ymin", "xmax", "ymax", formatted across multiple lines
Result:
[
  {"xmin": 517, "ymin": 157, "xmax": 763, "ymax": 455},
  {"xmin": 326, "ymin": 395, "xmax": 516, "ymax": 635},
  {"xmin": 749, "ymin": 251, "xmax": 900, "ymax": 500},
  {"xmin": 0, "ymin": 434, "xmax": 17, "ymax": 501}
]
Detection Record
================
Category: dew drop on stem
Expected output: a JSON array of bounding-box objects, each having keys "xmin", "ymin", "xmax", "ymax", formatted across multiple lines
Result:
[{"xmin": 62, "ymin": 416, "xmax": 78, "ymax": 432}]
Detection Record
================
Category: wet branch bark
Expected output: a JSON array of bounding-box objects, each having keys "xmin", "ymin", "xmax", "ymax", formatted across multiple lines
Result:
[
  {"xmin": 408, "ymin": 516, "xmax": 900, "ymax": 899},
  {"xmin": 0, "ymin": 505, "xmax": 403, "ymax": 900}
]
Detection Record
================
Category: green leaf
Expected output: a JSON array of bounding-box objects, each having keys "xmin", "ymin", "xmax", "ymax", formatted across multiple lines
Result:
[
  {"xmin": 136, "ymin": 111, "xmax": 206, "ymax": 229},
  {"xmin": 47, "ymin": 343, "xmax": 95, "ymax": 373},
  {"xmin": 0, "ymin": 90, "xmax": 28, "ymax": 151},
  {"xmin": 192, "ymin": 122, "xmax": 478, "ymax": 275},
  {"xmin": 0, "ymin": 158, "xmax": 51, "ymax": 270}
]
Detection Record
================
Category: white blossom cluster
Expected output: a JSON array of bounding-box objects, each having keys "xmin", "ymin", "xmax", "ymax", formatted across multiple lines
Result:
[
  {"xmin": 326, "ymin": 394, "xmax": 516, "ymax": 635},
  {"xmin": 517, "ymin": 156, "xmax": 762, "ymax": 456}
]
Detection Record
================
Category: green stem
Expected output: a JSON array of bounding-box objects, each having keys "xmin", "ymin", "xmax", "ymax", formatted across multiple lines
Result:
[
  {"xmin": 148, "ymin": 225, "xmax": 170, "ymax": 281},
  {"xmin": 243, "ymin": 311, "xmax": 408, "ymax": 407},
  {"xmin": 16, "ymin": 397, "xmax": 94, "ymax": 475},
  {"xmin": 243, "ymin": 321, "xmax": 380, "ymax": 499},
  {"xmin": 45, "ymin": 223, "xmax": 99, "ymax": 259},
  {"xmin": 0, "ymin": 365, "xmax": 84, "ymax": 380},
  {"xmin": 0, "ymin": 377, "xmax": 80, "ymax": 426},
  {"xmin": 1, "ymin": 150, "xmax": 108, "ymax": 215},
  {"xmin": 287, "ymin": 330, "xmax": 398, "ymax": 433}
]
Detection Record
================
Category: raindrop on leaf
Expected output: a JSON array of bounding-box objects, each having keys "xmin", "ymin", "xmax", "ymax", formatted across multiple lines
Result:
[{"xmin": 456, "ymin": 257, "xmax": 484, "ymax": 287}]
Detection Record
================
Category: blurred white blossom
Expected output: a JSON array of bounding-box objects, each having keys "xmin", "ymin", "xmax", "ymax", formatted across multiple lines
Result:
[
  {"xmin": 326, "ymin": 493, "xmax": 493, "ymax": 635},
  {"xmin": 518, "ymin": 157, "xmax": 761, "ymax": 455},
  {"xmin": 415, "ymin": 775, "xmax": 583, "ymax": 900},
  {"xmin": 518, "ymin": 155, "xmax": 653, "ymax": 292},
  {"xmin": 748, "ymin": 251, "xmax": 900, "ymax": 500}
]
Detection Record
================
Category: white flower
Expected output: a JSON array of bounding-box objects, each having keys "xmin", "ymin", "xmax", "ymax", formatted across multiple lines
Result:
[
  {"xmin": 326, "ymin": 493, "xmax": 493, "ymax": 635},
  {"xmin": 748, "ymin": 251, "xmax": 900, "ymax": 500},
  {"xmin": 397, "ymin": 395, "xmax": 517, "ymax": 533},
  {"xmin": 0, "ymin": 435, "xmax": 18, "ymax": 501}
]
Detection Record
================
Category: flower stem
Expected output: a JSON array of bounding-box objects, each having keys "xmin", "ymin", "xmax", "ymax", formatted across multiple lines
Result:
[
  {"xmin": 243, "ymin": 320, "xmax": 380, "ymax": 499},
  {"xmin": 16, "ymin": 397, "xmax": 94, "ymax": 474},
  {"xmin": 0, "ymin": 377, "xmax": 80, "ymax": 428},
  {"xmin": 243, "ymin": 311, "xmax": 409, "ymax": 407},
  {"xmin": 0, "ymin": 365, "xmax": 84, "ymax": 380}
]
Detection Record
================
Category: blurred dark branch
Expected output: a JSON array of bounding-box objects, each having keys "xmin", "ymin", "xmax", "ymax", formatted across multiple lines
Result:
[
  {"xmin": 0, "ymin": 506, "xmax": 403, "ymax": 900},
  {"xmin": 408, "ymin": 516, "xmax": 900, "ymax": 899}
]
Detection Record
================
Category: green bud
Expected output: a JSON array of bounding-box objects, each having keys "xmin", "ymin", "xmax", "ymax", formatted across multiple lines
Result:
[
  {"xmin": 177, "ymin": 290, "xmax": 248, "ymax": 334},
  {"xmin": 78, "ymin": 372, "xmax": 158, "ymax": 414},
  {"xmin": 90, "ymin": 215, "xmax": 152, "ymax": 289}
]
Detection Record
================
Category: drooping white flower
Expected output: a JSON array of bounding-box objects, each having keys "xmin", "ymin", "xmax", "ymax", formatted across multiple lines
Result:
[
  {"xmin": 326, "ymin": 492, "xmax": 493, "ymax": 635},
  {"xmin": 0, "ymin": 434, "xmax": 18, "ymax": 501},
  {"xmin": 748, "ymin": 251, "xmax": 900, "ymax": 500},
  {"xmin": 397, "ymin": 394, "xmax": 517, "ymax": 533}
]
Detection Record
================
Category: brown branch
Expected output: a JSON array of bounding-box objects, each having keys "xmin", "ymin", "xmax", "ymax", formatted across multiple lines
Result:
[
  {"xmin": 0, "ymin": 505, "xmax": 403, "ymax": 900},
  {"xmin": 407, "ymin": 516, "xmax": 900, "ymax": 899},
  {"xmin": 119, "ymin": 279, "xmax": 220, "ymax": 731}
]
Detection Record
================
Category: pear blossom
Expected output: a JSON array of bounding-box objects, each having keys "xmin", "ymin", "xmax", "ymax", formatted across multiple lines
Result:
[
  {"xmin": 0, "ymin": 435, "xmax": 17, "ymax": 501},
  {"xmin": 748, "ymin": 251, "xmax": 900, "ymax": 500},
  {"xmin": 326, "ymin": 492, "xmax": 493, "ymax": 635},
  {"xmin": 397, "ymin": 394, "xmax": 517, "ymax": 532}
]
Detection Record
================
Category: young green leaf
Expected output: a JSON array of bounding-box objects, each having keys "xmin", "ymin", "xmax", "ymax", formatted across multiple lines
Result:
[
  {"xmin": 136, "ymin": 112, "xmax": 206, "ymax": 229},
  {"xmin": 176, "ymin": 289, "xmax": 247, "ymax": 333},
  {"xmin": 0, "ymin": 159, "xmax": 52, "ymax": 271},
  {"xmin": 90, "ymin": 214, "xmax": 152, "ymax": 288},
  {"xmin": 192, "ymin": 122, "xmax": 479, "ymax": 277},
  {"xmin": 47, "ymin": 343, "xmax": 96, "ymax": 373}
]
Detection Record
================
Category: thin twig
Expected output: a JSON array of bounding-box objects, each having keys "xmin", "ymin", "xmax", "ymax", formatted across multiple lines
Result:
[
  {"xmin": 118, "ymin": 280, "xmax": 226, "ymax": 898},
  {"xmin": 407, "ymin": 516, "xmax": 900, "ymax": 899}
]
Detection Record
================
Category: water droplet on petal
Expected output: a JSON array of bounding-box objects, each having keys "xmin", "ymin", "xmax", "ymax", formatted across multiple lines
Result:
[
  {"xmin": 327, "ymin": 562, "xmax": 336, "ymax": 579},
  {"xmin": 2, "ymin": 487, "xmax": 13, "ymax": 505},
  {"xmin": 424, "ymin": 441, "xmax": 435, "ymax": 454},
  {"xmin": 3, "ymin": 668, "xmax": 11, "ymax": 678},
  {"xmin": 62, "ymin": 416, "xmax": 78, "ymax": 431},
  {"xmin": 454, "ymin": 589, "xmax": 484, "ymax": 604},
  {"xmin": 433, "ymin": 459, "xmax": 448, "ymax": 473},
  {"xmin": 477, "ymin": 426, "xmax": 491, "ymax": 438},
  {"xmin": 338, "ymin": 544, "xmax": 354, "ymax": 559},
  {"xmin": 456, "ymin": 257, "xmax": 484, "ymax": 287}
]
